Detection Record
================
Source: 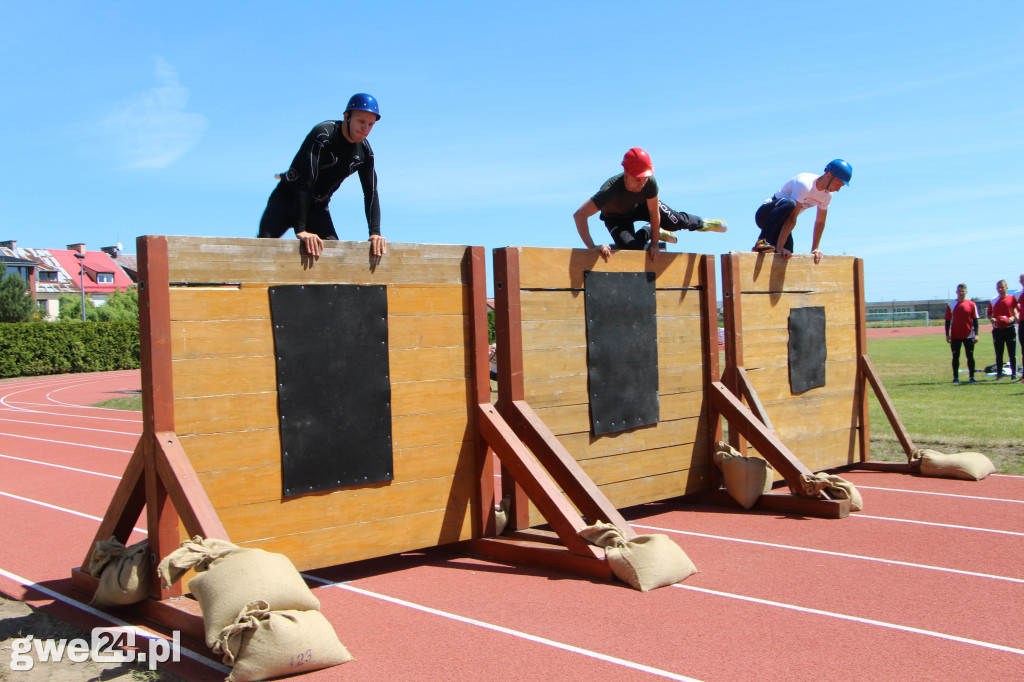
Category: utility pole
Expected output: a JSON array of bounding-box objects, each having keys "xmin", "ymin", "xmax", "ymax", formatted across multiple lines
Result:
[{"xmin": 74, "ymin": 252, "xmax": 86, "ymax": 321}]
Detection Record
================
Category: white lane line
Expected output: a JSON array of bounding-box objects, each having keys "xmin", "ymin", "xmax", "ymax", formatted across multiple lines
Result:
[
  {"xmin": 674, "ymin": 584, "xmax": 1024, "ymax": 656},
  {"xmin": 0, "ymin": 453, "xmax": 122, "ymax": 480},
  {"xmin": 0, "ymin": 567, "xmax": 227, "ymax": 673},
  {"xmin": 307, "ymin": 575, "xmax": 702, "ymax": 682},
  {"xmin": 855, "ymin": 486, "xmax": 1024, "ymax": 504},
  {"xmin": 853, "ymin": 514, "xmax": 1024, "ymax": 537},
  {"xmin": 633, "ymin": 525, "xmax": 1024, "ymax": 584},
  {"xmin": 0, "ymin": 380, "xmax": 135, "ymax": 416},
  {"xmin": 0, "ymin": 418, "xmax": 140, "ymax": 436},
  {"xmin": 0, "ymin": 432, "xmax": 133, "ymax": 453},
  {"xmin": 0, "ymin": 492, "xmax": 144, "ymax": 534}
]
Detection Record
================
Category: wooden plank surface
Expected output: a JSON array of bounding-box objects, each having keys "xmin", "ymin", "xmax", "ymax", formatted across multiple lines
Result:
[
  {"xmin": 520, "ymin": 289, "xmax": 704, "ymax": 321},
  {"xmin": 731, "ymin": 253, "xmax": 858, "ymax": 293},
  {"xmin": 524, "ymin": 464, "xmax": 713, "ymax": 526},
  {"xmin": 240, "ymin": 506, "xmax": 476, "ymax": 572},
  {"xmin": 161, "ymin": 237, "xmax": 471, "ymax": 286},
  {"xmin": 149, "ymin": 236, "xmax": 487, "ymax": 568},
  {"xmin": 181, "ymin": 428, "xmax": 474, "ymax": 481},
  {"xmin": 742, "ymin": 359, "xmax": 859, "ymax": 403},
  {"xmin": 558, "ymin": 414, "xmax": 708, "ymax": 462},
  {"xmin": 514, "ymin": 247, "xmax": 703, "ymax": 290},
  {"xmin": 532, "ymin": 391, "xmax": 706, "ymax": 436},
  {"xmin": 169, "ymin": 282, "xmax": 468, "ymax": 321},
  {"xmin": 524, "ymin": 363, "xmax": 704, "ymax": 409},
  {"xmin": 204, "ymin": 467, "xmax": 476, "ymax": 522},
  {"xmin": 759, "ymin": 393, "xmax": 860, "ymax": 441},
  {"xmin": 580, "ymin": 442, "xmax": 710, "ymax": 485},
  {"xmin": 169, "ymin": 313, "xmax": 471, "ymax": 360},
  {"xmin": 738, "ymin": 291, "xmax": 860, "ymax": 329},
  {"xmin": 740, "ymin": 325, "xmax": 859, "ymax": 369},
  {"xmin": 780, "ymin": 428, "xmax": 860, "ymax": 472}
]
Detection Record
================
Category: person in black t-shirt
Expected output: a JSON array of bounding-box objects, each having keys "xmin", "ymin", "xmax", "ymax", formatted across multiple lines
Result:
[
  {"xmin": 258, "ymin": 93, "xmax": 386, "ymax": 261},
  {"xmin": 573, "ymin": 147, "xmax": 726, "ymax": 263}
]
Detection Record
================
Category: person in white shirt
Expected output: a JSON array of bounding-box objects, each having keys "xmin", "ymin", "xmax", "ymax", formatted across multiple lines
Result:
[{"xmin": 752, "ymin": 159, "xmax": 851, "ymax": 265}]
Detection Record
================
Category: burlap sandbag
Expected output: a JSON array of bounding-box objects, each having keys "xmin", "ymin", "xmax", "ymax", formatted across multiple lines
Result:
[
  {"xmin": 714, "ymin": 441, "xmax": 774, "ymax": 510},
  {"xmin": 89, "ymin": 537, "xmax": 150, "ymax": 607},
  {"xmin": 157, "ymin": 537, "xmax": 320, "ymax": 648},
  {"xmin": 493, "ymin": 495, "xmax": 512, "ymax": 536},
  {"xmin": 918, "ymin": 449, "xmax": 995, "ymax": 481},
  {"xmin": 580, "ymin": 522, "xmax": 697, "ymax": 592},
  {"xmin": 214, "ymin": 600, "xmax": 352, "ymax": 682},
  {"xmin": 157, "ymin": 536, "xmax": 239, "ymax": 587},
  {"xmin": 799, "ymin": 473, "xmax": 863, "ymax": 511}
]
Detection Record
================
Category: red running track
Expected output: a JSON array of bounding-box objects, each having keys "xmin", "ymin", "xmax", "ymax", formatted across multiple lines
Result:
[{"xmin": 1, "ymin": 370, "xmax": 1022, "ymax": 680}]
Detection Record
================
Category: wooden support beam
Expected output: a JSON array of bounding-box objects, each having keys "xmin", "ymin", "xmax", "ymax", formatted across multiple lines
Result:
[
  {"xmin": 709, "ymin": 381, "xmax": 819, "ymax": 495},
  {"xmin": 720, "ymin": 252, "xmax": 747, "ymax": 454},
  {"xmin": 735, "ymin": 367, "xmax": 774, "ymax": 432},
  {"xmin": 860, "ymin": 355, "xmax": 917, "ymax": 461},
  {"xmin": 80, "ymin": 441, "xmax": 147, "ymax": 571},
  {"xmin": 476, "ymin": 404, "xmax": 603, "ymax": 559},
  {"xmin": 144, "ymin": 437, "xmax": 181, "ymax": 600},
  {"xmin": 499, "ymin": 400, "xmax": 634, "ymax": 537},
  {"xmin": 69, "ymin": 570, "xmax": 205, "ymax": 641},
  {"xmin": 455, "ymin": 533, "xmax": 613, "ymax": 580},
  {"xmin": 467, "ymin": 246, "xmax": 497, "ymax": 538},
  {"xmin": 76, "ymin": 234, "xmax": 231, "ymax": 606},
  {"xmin": 693, "ymin": 489, "xmax": 850, "ymax": 519},
  {"xmin": 841, "ymin": 460, "xmax": 921, "ymax": 474},
  {"xmin": 853, "ymin": 259, "xmax": 870, "ymax": 461},
  {"xmin": 699, "ymin": 255, "xmax": 723, "ymax": 472},
  {"xmin": 153, "ymin": 432, "xmax": 228, "ymax": 540},
  {"xmin": 138, "ymin": 236, "xmax": 175, "ymax": 434},
  {"xmin": 493, "ymin": 247, "xmax": 530, "ymax": 531}
]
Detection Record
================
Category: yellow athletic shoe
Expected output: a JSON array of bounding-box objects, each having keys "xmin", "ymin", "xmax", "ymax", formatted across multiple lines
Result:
[
  {"xmin": 701, "ymin": 219, "xmax": 728, "ymax": 233},
  {"xmin": 658, "ymin": 228, "xmax": 678, "ymax": 244},
  {"xmin": 753, "ymin": 238, "xmax": 775, "ymax": 253}
]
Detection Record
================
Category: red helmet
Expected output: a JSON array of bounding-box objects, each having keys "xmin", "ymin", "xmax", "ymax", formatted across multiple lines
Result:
[{"xmin": 622, "ymin": 147, "xmax": 654, "ymax": 178}]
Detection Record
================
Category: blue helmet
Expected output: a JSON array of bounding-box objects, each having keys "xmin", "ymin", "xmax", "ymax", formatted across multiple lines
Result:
[
  {"xmin": 345, "ymin": 93, "xmax": 380, "ymax": 120},
  {"xmin": 825, "ymin": 158, "xmax": 852, "ymax": 185}
]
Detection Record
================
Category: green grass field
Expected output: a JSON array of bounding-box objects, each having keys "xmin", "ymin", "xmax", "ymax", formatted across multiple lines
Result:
[
  {"xmin": 93, "ymin": 395, "xmax": 143, "ymax": 411},
  {"xmin": 867, "ymin": 334, "xmax": 1023, "ymax": 474},
  {"xmin": 92, "ymin": 336, "xmax": 1022, "ymax": 475}
]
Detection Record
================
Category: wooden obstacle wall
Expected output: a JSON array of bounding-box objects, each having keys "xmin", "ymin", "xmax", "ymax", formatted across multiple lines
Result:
[
  {"xmin": 721, "ymin": 252, "xmax": 867, "ymax": 472},
  {"xmin": 154, "ymin": 236, "xmax": 486, "ymax": 571},
  {"xmin": 494, "ymin": 247, "xmax": 721, "ymax": 527}
]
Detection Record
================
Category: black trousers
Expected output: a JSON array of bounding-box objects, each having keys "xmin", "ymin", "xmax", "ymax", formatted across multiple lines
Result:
[
  {"xmin": 950, "ymin": 338, "xmax": 976, "ymax": 378},
  {"xmin": 992, "ymin": 325, "xmax": 1017, "ymax": 376},
  {"xmin": 257, "ymin": 184, "xmax": 339, "ymax": 240},
  {"xmin": 603, "ymin": 201, "xmax": 703, "ymax": 250}
]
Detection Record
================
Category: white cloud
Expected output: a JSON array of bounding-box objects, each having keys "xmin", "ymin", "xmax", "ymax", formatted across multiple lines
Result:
[{"xmin": 100, "ymin": 57, "xmax": 208, "ymax": 170}]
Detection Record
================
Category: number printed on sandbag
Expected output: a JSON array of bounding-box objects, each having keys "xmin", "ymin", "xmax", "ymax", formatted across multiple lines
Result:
[{"xmin": 291, "ymin": 649, "xmax": 313, "ymax": 668}]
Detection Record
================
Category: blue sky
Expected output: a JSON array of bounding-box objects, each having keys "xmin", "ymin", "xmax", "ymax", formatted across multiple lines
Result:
[{"xmin": 2, "ymin": 1, "xmax": 1022, "ymax": 302}]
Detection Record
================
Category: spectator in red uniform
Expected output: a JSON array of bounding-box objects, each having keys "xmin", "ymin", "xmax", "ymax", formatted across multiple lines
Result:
[
  {"xmin": 1014, "ymin": 273, "xmax": 1024, "ymax": 382},
  {"xmin": 988, "ymin": 279, "xmax": 1018, "ymax": 379},
  {"xmin": 945, "ymin": 283, "xmax": 979, "ymax": 383}
]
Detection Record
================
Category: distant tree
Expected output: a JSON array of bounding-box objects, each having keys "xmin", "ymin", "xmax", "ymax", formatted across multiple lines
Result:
[
  {"xmin": 94, "ymin": 287, "xmax": 138, "ymax": 322},
  {"xmin": 59, "ymin": 287, "xmax": 139, "ymax": 322},
  {"xmin": 59, "ymin": 293, "xmax": 95, "ymax": 321},
  {"xmin": 0, "ymin": 266, "xmax": 34, "ymax": 323}
]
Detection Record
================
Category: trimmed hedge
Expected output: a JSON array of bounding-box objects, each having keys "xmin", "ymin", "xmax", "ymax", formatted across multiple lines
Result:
[{"xmin": 0, "ymin": 320, "xmax": 140, "ymax": 378}]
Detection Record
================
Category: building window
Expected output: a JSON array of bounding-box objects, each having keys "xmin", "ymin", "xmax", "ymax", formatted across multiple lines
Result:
[
  {"xmin": 96, "ymin": 272, "xmax": 114, "ymax": 284},
  {"xmin": 38, "ymin": 271, "xmax": 58, "ymax": 282}
]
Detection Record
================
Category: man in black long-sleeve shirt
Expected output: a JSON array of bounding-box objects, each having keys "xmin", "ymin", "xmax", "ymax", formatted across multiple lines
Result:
[{"xmin": 258, "ymin": 93, "xmax": 386, "ymax": 260}]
